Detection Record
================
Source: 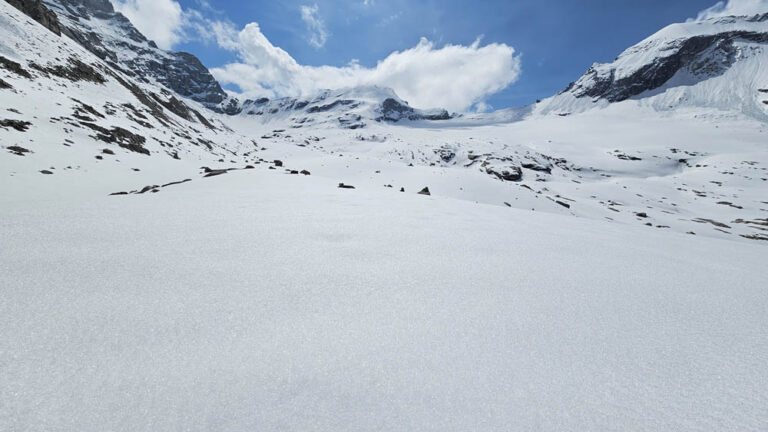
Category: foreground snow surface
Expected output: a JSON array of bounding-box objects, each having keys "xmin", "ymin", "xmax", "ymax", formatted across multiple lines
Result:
[{"xmin": 1, "ymin": 169, "xmax": 767, "ymax": 431}]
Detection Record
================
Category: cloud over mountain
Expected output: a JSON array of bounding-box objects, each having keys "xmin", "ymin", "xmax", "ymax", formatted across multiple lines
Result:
[
  {"xmin": 691, "ymin": 0, "xmax": 768, "ymax": 21},
  {"xmin": 211, "ymin": 23, "xmax": 520, "ymax": 112},
  {"xmin": 109, "ymin": 0, "xmax": 521, "ymax": 111}
]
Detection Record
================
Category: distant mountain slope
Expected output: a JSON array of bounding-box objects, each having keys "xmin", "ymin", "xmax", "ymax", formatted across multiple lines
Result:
[
  {"xmin": 36, "ymin": 0, "xmax": 229, "ymax": 106},
  {"xmin": 537, "ymin": 13, "xmax": 768, "ymax": 120},
  {"xmin": 225, "ymin": 86, "xmax": 452, "ymax": 130},
  {"xmin": 0, "ymin": 0, "xmax": 252, "ymax": 163}
]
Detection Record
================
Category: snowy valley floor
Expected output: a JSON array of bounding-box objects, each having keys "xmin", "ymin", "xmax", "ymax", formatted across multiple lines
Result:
[{"xmin": 1, "ymin": 167, "xmax": 767, "ymax": 431}]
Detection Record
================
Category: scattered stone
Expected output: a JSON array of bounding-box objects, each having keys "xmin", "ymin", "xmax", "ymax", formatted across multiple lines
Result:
[
  {"xmin": 95, "ymin": 155, "xmax": 103, "ymax": 160},
  {"xmin": 717, "ymin": 201, "xmax": 743, "ymax": 209},
  {"xmin": 636, "ymin": 212, "xmax": 648, "ymax": 218},
  {"xmin": 555, "ymin": 200, "xmax": 571, "ymax": 209},
  {"xmin": 300, "ymin": 170, "xmax": 311, "ymax": 175},
  {"xmin": 137, "ymin": 185, "xmax": 159, "ymax": 194},
  {"xmin": 615, "ymin": 153, "xmax": 642, "ymax": 161},
  {"xmin": 109, "ymin": 191, "xmax": 128, "ymax": 196},
  {"xmin": 486, "ymin": 166, "xmax": 522, "ymax": 182},
  {"xmin": 400, "ymin": 187, "xmax": 405, "ymax": 192},
  {"xmin": 522, "ymin": 163, "xmax": 552, "ymax": 174},
  {"xmin": 0, "ymin": 119, "xmax": 32, "ymax": 131},
  {"xmin": 338, "ymin": 183, "xmax": 355, "ymax": 189},
  {"xmin": 102, "ymin": 148, "xmax": 114, "ymax": 155},
  {"xmin": 732, "ymin": 218, "xmax": 768, "ymax": 227},
  {"xmin": 273, "ymin": 160, "xmax": 283, "ymax": 167},
  {"xmin": 418, "ymin": 187, "xmax": 431, "ymax": 196},
  {"xmin": 161, "ymin": 179, "xmax": 191, "ymax": 188},
  {"xmin": 692, "ymin": 218, "xmax": 731, "ymax": 229},
  {"xmin": 7, "ymin": 145, "xmax": 31, "ymax": 156},
  {"xmin": 244, "ymin": 165, "xmax": 255, "ymax": 169},
  {"xmin": 204, "ymin": 169, "xmax": 228, "ymax": 177},
  {"xmin": 39, "ymin": 170, "xmax": 53, "ymax": 175}
]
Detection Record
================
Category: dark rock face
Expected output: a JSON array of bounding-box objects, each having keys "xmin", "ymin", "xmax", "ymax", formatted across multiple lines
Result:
[
  {"xmin": 377, "ymin": 98, "xmax": 451, "ymax": 122},
  {"xmin": 486, "ymin": 166, "xmax": 522, "ymax": 182},
  {"xmin": 0, "ymin": 56, "xmax": 32, "ymax": 78},
  {"xmin": 5, "ymin": 0, "xmax": 62, "ymax": 35},
  {"xmin": 378, "ymin": 98, "xmax": 413, "ymax": 121},
  {"xmin": 562, "ymin": 17, "xmax": 768, "ymax": 103},
  {"xmin": 30, "ymin": 58, "xmax": 105, "ymax": 83},
  {"xmin": 307, "ymin": 99, "xmax": 356, "ymax": 113},
  {"xmin": 42, "ymin": 0, "xmax": 228, "ymax": 105},
  {"xmin": 80, "ymin": 122, "xmax": 149, "ymax": 155}
]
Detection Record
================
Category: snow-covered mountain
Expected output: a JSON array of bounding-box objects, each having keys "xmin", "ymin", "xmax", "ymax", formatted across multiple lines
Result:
[
  {"xmin": 39, "ymin": 0, "xmax": 229, "ymax": 106},
  {"xmin": 1, "ymin": 0, "xmax": 259, "ymax": 164},
  {"xmin": 537, "ymin": 12, "xmax": 768, "ymax": 120},
  {"xmin": 226, "ymin": 86, "xmax": 452, "ymax": 130},
  {"xmin": 24, "ymin": 0, "xmax": 453, "ymax": 122},
  {"xmin": 2, "ymin": 0, "xmax": 767, "ymax": 243},
  {"xmin": 2, "ymin": 1, "xmax": 768, "ymax": 431}
]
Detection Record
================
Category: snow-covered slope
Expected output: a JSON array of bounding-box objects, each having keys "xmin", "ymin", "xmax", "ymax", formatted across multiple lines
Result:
[
  {"xmin": 226, "ymin": 86, "xmax": 452, "ymax": 130},
  {"xmin": 0, "ymin": 0, "xmax": 262, "ymax": 168},
  {"xmin": 40, "ymin": 0, "xmax": 229, "ymax": 106},
  {"xmin": 2, "ymin": 167, "xmax": 767, "ymax": 432},
  {"xmin": 537, "ymin": 13, "xmax": 768, "ymax": 120}
]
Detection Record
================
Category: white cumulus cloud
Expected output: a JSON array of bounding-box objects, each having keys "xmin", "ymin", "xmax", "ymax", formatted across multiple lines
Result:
[
  {"xmin": 112, "ymin": 0, "xmax": 184, "ymax": 49},
  {"xmin": 211, "ymin": 24, "xmax": 520, "ymax": 112},
  {"xmin": 691, "ymin": 0, "xmax": 768, "ymax": 21}
]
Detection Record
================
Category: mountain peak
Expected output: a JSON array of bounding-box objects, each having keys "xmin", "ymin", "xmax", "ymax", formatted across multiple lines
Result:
[
  {"xmin": 537, "ymin": 12, "xmax": 768, "ymax": 120},
  {"xmin": 40, "ymin": 0, "xmax": 228, "ymax": 105}
]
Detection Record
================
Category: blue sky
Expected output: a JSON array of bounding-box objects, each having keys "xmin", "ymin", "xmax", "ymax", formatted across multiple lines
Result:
[{"xmin": 118, "ymin": 0, "xmax": 727, "ymax": 110}]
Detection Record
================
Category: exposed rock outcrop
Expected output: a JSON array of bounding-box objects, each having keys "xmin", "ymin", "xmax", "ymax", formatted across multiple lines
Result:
[{"xmin": 5, "ymin": 0, "xmax": 62, "ymax": 35}]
